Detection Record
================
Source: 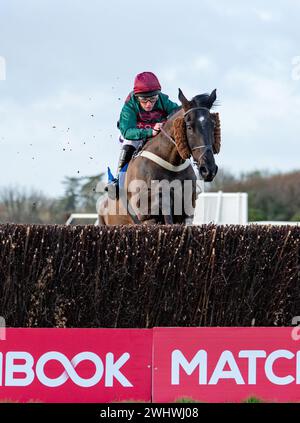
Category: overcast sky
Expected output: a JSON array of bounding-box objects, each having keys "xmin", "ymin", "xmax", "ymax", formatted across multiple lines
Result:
[{"xmin": 0, "ymin": 0, "xmax": 300, "ymax": 196}]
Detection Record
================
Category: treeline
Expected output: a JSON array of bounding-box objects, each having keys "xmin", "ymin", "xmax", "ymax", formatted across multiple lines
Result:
[
  {"xmin": 209, "ymin": 169, "xmax": 300, "ymax": 221},
  {"xmin": 0, "ymin": 174, "xmax": 104, "ymax": 224}
]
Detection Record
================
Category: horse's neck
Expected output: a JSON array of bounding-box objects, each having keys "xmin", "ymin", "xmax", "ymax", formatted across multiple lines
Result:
[{"xmin": 145, "ymin": 110, "xmax": 185, "ymax": 166}]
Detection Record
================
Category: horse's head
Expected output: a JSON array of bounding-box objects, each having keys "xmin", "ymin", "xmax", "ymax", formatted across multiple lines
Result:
[{"xmin": 173, "ymin": 88, "xmax": 220, "ymax": 182}]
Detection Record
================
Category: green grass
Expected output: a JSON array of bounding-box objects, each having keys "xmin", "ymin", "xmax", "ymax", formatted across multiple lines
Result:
[
  {"xmin": 242, "ymin": 396, "xmax": 266, "ymax": 403},
  {"xmin": 0, "ymin": 396, "xmax": 272, "ymax": 404},
  {"xmin": 175, "ymin": 397, "xmax": 203, "ymax": 403}
]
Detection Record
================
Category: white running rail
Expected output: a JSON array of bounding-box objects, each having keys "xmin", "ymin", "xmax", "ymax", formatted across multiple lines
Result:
[{"xmin": 65, "ymin": 213, "xmax": 98, "ymax": 225}]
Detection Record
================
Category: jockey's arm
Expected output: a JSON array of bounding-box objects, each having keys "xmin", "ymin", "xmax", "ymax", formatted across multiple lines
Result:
[{"xmin": 119, "ymin": 103, "xmax": 153, "ymax": 141}]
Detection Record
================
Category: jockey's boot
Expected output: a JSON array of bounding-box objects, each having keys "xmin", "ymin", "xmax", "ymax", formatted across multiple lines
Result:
[{"xmin": 104, "ymin": 145, "xmax": 136, "ymax": 195}]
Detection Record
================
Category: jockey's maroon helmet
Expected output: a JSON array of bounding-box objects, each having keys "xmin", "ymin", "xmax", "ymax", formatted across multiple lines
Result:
[{"xmin": 133, "ymin": 72, "xmax": 161, "ymax": 97}]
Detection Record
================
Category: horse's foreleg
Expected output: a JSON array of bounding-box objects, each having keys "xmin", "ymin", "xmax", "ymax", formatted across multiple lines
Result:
[
  {"xmin": 164, "ymin": 215, "xmax": 173, "ymax": 224},
  {"xmin": 142, "ymin": 218, "xmax": 157, "ymax": 225},
  {"xmin": 184, "ymin": 216, "xmax": 194, "ymax": 225},
  {"xmin": 97, "ymin": 214, "xmax": 106, "ymax": 225}
]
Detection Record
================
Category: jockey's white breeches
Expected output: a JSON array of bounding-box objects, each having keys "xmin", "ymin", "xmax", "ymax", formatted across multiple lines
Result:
[{"xmin": 121, "ymin": 138, "xmax": 143, "ymax": 149}]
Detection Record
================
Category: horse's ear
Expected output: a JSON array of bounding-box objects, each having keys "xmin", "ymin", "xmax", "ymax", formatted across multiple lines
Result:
[
  {"xmin": 208, "ymin": 89, "xmax": 217, "ymax": 108},
  {"xmin": 178, "ymin": 88, "xmax": 190, "ymax": 111}
]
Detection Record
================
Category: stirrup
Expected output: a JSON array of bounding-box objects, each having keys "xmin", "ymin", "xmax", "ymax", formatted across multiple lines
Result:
[
  {"xmin": 105, "ymin": 178, "xmax": 119, "ymax": 199},
  {"xmin": 104, "ymin": 177, "xmax": 118, "ymax": 192}
]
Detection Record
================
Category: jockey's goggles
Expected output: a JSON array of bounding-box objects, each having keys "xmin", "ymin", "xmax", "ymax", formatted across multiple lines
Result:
[{"xmin": 137, "ymin": 95, "xmax": 159, "ymax": 104}]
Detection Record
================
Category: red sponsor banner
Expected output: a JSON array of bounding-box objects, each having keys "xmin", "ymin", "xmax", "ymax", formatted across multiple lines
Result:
[
  {"xmin": 153, "ymin": 327, "xmax": 300, "ymax": 403},
  {"xmin": 2, "ymin": 327, "xmax": 300, "ymax": 403},
  {"xmin": 0, "ymin": 329, "xmax": 152, "ymax": 403}
]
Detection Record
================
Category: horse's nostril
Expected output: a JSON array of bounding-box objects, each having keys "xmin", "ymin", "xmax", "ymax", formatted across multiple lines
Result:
[{"xmin": 200, "ymin": 166, "xmax": 209, "ymax": 177}]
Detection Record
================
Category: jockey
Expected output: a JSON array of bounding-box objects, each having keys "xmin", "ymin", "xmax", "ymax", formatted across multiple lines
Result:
[{"xmin": 105, "ymin": 71, "xmax": 180, "ymax": 190}]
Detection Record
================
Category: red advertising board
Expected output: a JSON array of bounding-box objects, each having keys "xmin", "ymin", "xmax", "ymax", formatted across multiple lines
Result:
[
  {"xmin": 0, "ymin": 329, "xmax": 152, "ymax": 403},
  {"xmin": 2, "ymin": 327, "xmax": 300, "ymax": 403},
  {"xmin": 153, "ymin": 327, "xmax": 300, "ymax": 403}
]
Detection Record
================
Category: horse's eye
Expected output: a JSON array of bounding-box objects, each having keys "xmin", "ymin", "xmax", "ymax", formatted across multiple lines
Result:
[{"xmin": 186, "ymin": 125, "xmax": 192, "ymax": 131}]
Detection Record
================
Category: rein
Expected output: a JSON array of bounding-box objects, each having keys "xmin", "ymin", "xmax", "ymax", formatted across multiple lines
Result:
[{"xmin": 160, "ymin": 126, "xmax": 177, "ymax": 146}]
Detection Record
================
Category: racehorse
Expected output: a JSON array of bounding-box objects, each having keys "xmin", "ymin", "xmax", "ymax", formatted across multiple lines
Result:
[{"xmin": 97, "ymin": 88, "xmax": 220, "ymax": 225}]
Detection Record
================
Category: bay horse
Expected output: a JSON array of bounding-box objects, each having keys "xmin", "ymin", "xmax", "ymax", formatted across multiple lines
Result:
[{"xmin": 97, "ymin": 88, "xmax": 220, "ymax": 225}]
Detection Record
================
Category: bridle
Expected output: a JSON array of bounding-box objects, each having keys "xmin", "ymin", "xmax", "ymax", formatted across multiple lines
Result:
[
  {"xmin": 184, "ymin": 106, "xmax": 214, "ymax": 159},
  {"xmin": 160, "ymin": 106, "xmax": 214, "ymax": 163}
]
